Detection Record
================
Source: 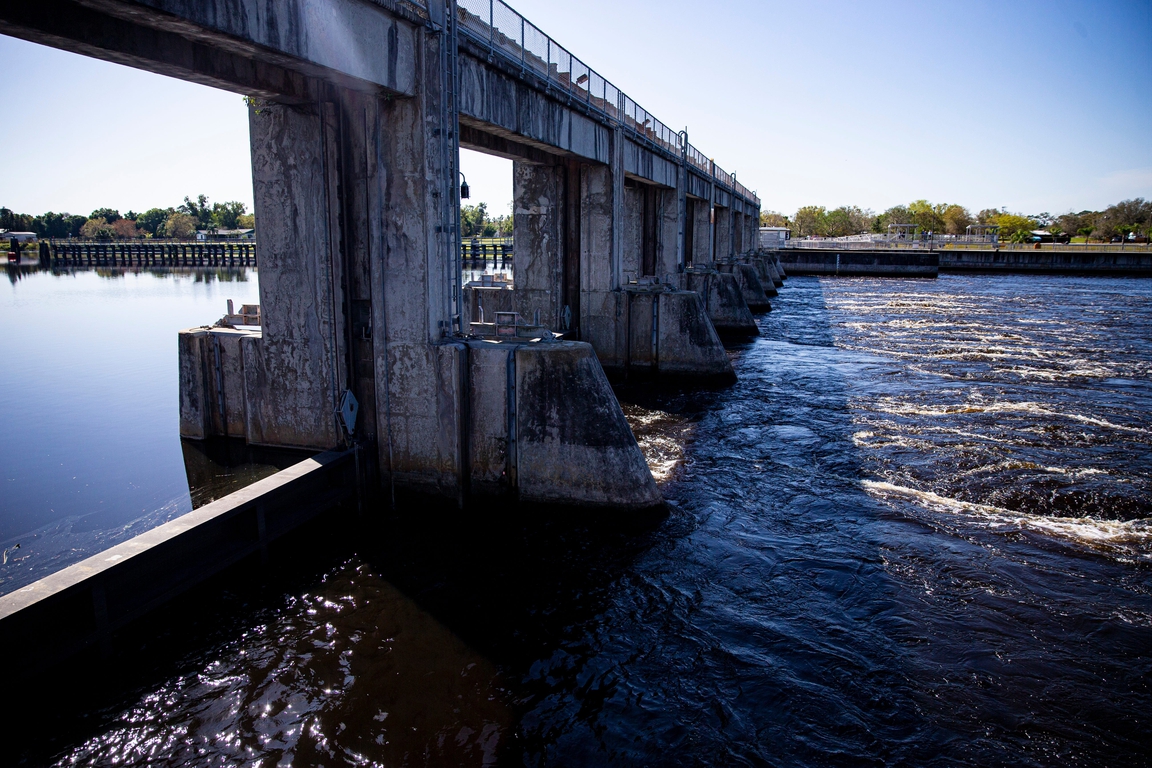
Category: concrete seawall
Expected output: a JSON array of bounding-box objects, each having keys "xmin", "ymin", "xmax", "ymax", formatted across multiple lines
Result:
[
  {"xmin": 775, "ymin": 249, "xmax": 939, "ymax": 278},
  {"xmin": 772, "ymin": 248, "xmax": 1150, "ymax": 277},
  {"xmin": 939, "ymin": 250, "xmax": 1152, "ymax": 276}
]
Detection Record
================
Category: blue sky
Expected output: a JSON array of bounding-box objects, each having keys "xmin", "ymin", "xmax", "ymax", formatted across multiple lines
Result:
[{"xmin": 2, "ymin": 0, "xmax": 1149, "ymax": 219}]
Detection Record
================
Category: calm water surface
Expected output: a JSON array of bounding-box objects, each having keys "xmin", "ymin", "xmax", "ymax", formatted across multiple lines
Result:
[
  {"xmin": 10, "ymin": 272, "xmax": 1151, "ymax": 766},
  {"xmin": 0, "ymin": 266, "xmax": 276, "ymax": 595}
]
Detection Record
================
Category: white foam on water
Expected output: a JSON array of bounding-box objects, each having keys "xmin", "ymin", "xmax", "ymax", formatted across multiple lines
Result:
[
  {"xmin": 862, "ymin": 480, "xmax": 1152, "ymax": 563},
  {"xmin": 865, "ymin": 399, "xmax": 1151, "ymax": 435}
]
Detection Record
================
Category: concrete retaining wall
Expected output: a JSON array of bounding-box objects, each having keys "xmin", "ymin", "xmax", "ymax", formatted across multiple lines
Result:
[
  {"xmin": 939, "ymin": 250, "xmax": 1152, "ymax": 275},
  {"xmin": 0, "ymin": 449, "xmax": 358, "ymax": 675},
  {"xmin": 775, "ymin": 250, "xmax": 939, "ymax": 277}
]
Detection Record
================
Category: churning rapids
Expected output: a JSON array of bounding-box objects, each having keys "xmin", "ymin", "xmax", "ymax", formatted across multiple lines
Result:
[{"xmin": 21, "ymin": 274, "xmax": 1152, "ymax": 766}]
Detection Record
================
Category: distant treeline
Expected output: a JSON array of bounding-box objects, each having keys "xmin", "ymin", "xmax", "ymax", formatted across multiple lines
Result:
[
  {"xmin": 760, "ymin": 198, "xmax": 1152, "ymax": 243},
  {"xmin": 0, "ymin": 195, "xmax": 255, "ymax": 240},
  {"xmin": 461, "ymin": 202, "xmax": 512, "ymax": 238}
]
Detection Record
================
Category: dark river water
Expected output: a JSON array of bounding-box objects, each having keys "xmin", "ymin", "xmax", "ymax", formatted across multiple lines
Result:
[{"xmin": 5, "ymin": 269, "xmax": 1150, "ymax": 766}]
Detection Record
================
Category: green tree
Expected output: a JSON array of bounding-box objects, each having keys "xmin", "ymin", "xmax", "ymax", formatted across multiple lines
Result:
[
  {"xmin": 237, "ymin": 213, "xmax": 255, "ymax": 230},
  {"xmin": 212, "ymin": 200, "xmax": 248, "ymax": 230},
  {"xmin": 907, "ymin": 199, "xmax": 945, "ymax": 233},
  {"xmin": 179, "ymin": 195, "xmax": 214, "ymax": 230},
  {"xmin": 461, "ymin": 203, "xmax": 489, "ymax": 238},
  {"xmin": 162, "ymin": 212, "xmax": 198, "ymax": 239},
  {"xmin": 80, "ymin": 217, "xmax": 115, "ymax": 239},
  {"xmin": 136, "ymin": 207, "xmax": 174, "ymax": 236},
  {"xmin": 89, "ymin": 208, "xmax": 121, "ymax": 224},
  {"xmin": 760, "ymin": 210, "xmax": 789, "ymax": 228},
  {"xmin": 994, "ymin": 212, "xmax": 1037, "ymax": 242},
  {"xmin": 941, "ymin": 204, "xmax": 972, "ymax": 235},
  {"xmin": 1101, "ymin": 198, "xmax": 1151, "ymax": 241},
  {"xmin": 793, "ymin": 205, "xmax": 826, "ymax": 237},
  {"xmin": 821, "ymin": 206, "xmax": 871, "ymax": 237},
  {"xmin": 31, "ymin": 211, "xmax": 77, "ymax": 238},
  {"xmin": 0, "ymin": 207, "xmax": 34, "ymax": 232},
  {"xmin": 875, "ymin": 205, "xmax": 912, "ymax": 233}
]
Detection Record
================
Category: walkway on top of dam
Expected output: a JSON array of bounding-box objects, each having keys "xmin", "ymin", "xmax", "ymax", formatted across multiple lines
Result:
[{"xmin": 446, "ymin": 0, "xmax": 760, "ymax": 211}]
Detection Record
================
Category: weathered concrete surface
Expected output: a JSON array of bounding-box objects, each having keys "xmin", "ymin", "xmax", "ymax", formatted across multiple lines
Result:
[
  {"xmin": 579, "ymin": 290, "xmax": 734, "ymax": 380},
  {"xmin": 721, "ymin": 263, "xmax": 772, "ymax": 312},
  {"xmin": 747, "ymin": 257, "xmax": 778, "ymax": 296},
  {"xmin": 0, "ymin": 449, "xmax": 357, "ymax": 676},
  {"xmin": 0, "ymin": 0, "xmax": 417, "ymax": 101},
  {"xmin": 775, "ymin": 249, "xmax": 939, "ymax": 277},
  {"xmin": 178, "ymin": 327, "xmax": 259, "ymax": 441},
  {"xmin": 513, "ymin": 162, "xmax": 565, "ymax": 328},
  {"xmin": 770, "ymin": 252, "xmax": 788, "ymax": 280},
  {"xmin": 714, "ymin": 206, "xmax": 733, "ymax": 262},
  {"xmin": 512, "ymin": 341, "xmax": 662, "ymax": 508},
  {"xmin": 765, "ymin": 256, "xmax": 784, "ymax": 287},
  {"xmin": 651, "ymin": 291, "xmax": 734, "ymax": 380},
  {"xmin": 244, "ymin": 100, "xmax": 343, "ymax": 449},
  {"xmin": 458, "ymin": 52, "xmax": 611, "ymax": 166},
  {"xmin": 460, "ymin": 340, "xmax": 662, "ymax": 507},
  {"xmin": 686, "ymin": 271, "xmax": 759, "ymax": 336},
  {"xmin": 463, "ymin": 286, "xmax": 515, "ymax": 323}
]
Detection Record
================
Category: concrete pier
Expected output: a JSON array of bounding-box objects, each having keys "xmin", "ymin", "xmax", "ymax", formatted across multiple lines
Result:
[
  {"xmin": 720, "ymin": 262, "xmax": 772, "ymax": 311},
  {"xmin": 685, "ymin": 268, "xmax": 760, "ymax": 336},
  {"xmin": 580, "ymin": 288, "xmax": 735, "ymax": 382}
]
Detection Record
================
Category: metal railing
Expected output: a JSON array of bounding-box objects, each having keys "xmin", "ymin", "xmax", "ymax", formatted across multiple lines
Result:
[
  {"xmin": 449, "ymin": 0, "xmax": 758, "ymax": 207},
  {"xmin": 460, "ymin": 236, "xmax": 514, "ymax": 270}
]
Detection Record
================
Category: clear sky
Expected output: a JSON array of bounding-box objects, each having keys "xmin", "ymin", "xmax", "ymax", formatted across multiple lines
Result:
[{"xmin": 2, "ymin": 0, "xmax": 1149, "ymax": 220}]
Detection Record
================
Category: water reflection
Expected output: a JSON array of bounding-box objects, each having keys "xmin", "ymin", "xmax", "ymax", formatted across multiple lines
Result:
[{"xmin": 0, "ymin": 266, "xmax": 263, "ymax": 595}]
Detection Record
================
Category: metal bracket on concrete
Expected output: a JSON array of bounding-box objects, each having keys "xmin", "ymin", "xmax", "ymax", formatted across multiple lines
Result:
[{"xmin": 337, "ymin": 390, "xmax": 360, "ymax": 436}]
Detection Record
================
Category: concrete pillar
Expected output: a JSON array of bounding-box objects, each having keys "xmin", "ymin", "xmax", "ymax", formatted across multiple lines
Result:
[
  {"xmin": 621, "ymin": 181, "xmax": 643, "ymax": 283},
  {"xmin": 512, "ymin": 161, "xmax": 565, "ymax": 329},
  {"xmin": 237, "ymin": 32, "xmax": 463, "ymax": 495},
  {"xmin": 578, "ymin": 162, "xmax": 620, "ymax": 359},
  {"xmin": 610, "ymin": 125, "xmax": 625, "ymax": 290},
  {"xmin": 243, "ymin": 98, "xmax": 345, "ymax": 450},
  {"xmin": 656, "ymin": 186, "xmax": 679, "ymax": 280},
  {"xmin": 689, "ymin": 197, "xmax": 710, "ymax": 265},
  {"xmin": 714, "ymin": 206, "xmax": 732, "ymax": 262}
]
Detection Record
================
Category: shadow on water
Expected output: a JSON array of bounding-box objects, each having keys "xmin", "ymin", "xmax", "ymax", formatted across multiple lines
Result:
[
  {"xmin": 181, "ymin": 437, "xmax": 314, "ymax": 509},
  {"xmin": 5, "ymin": 498, "xmax": 665, "ymax": 767},
  {"xmin": 4, "ymin": 275, "xmax": 1149, "ymax": 766}
]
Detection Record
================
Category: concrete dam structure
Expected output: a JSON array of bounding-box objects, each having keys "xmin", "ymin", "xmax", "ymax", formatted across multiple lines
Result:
[{"xmin": 0, "ymin": 0, "xmax": 767, "ymax": 511}]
